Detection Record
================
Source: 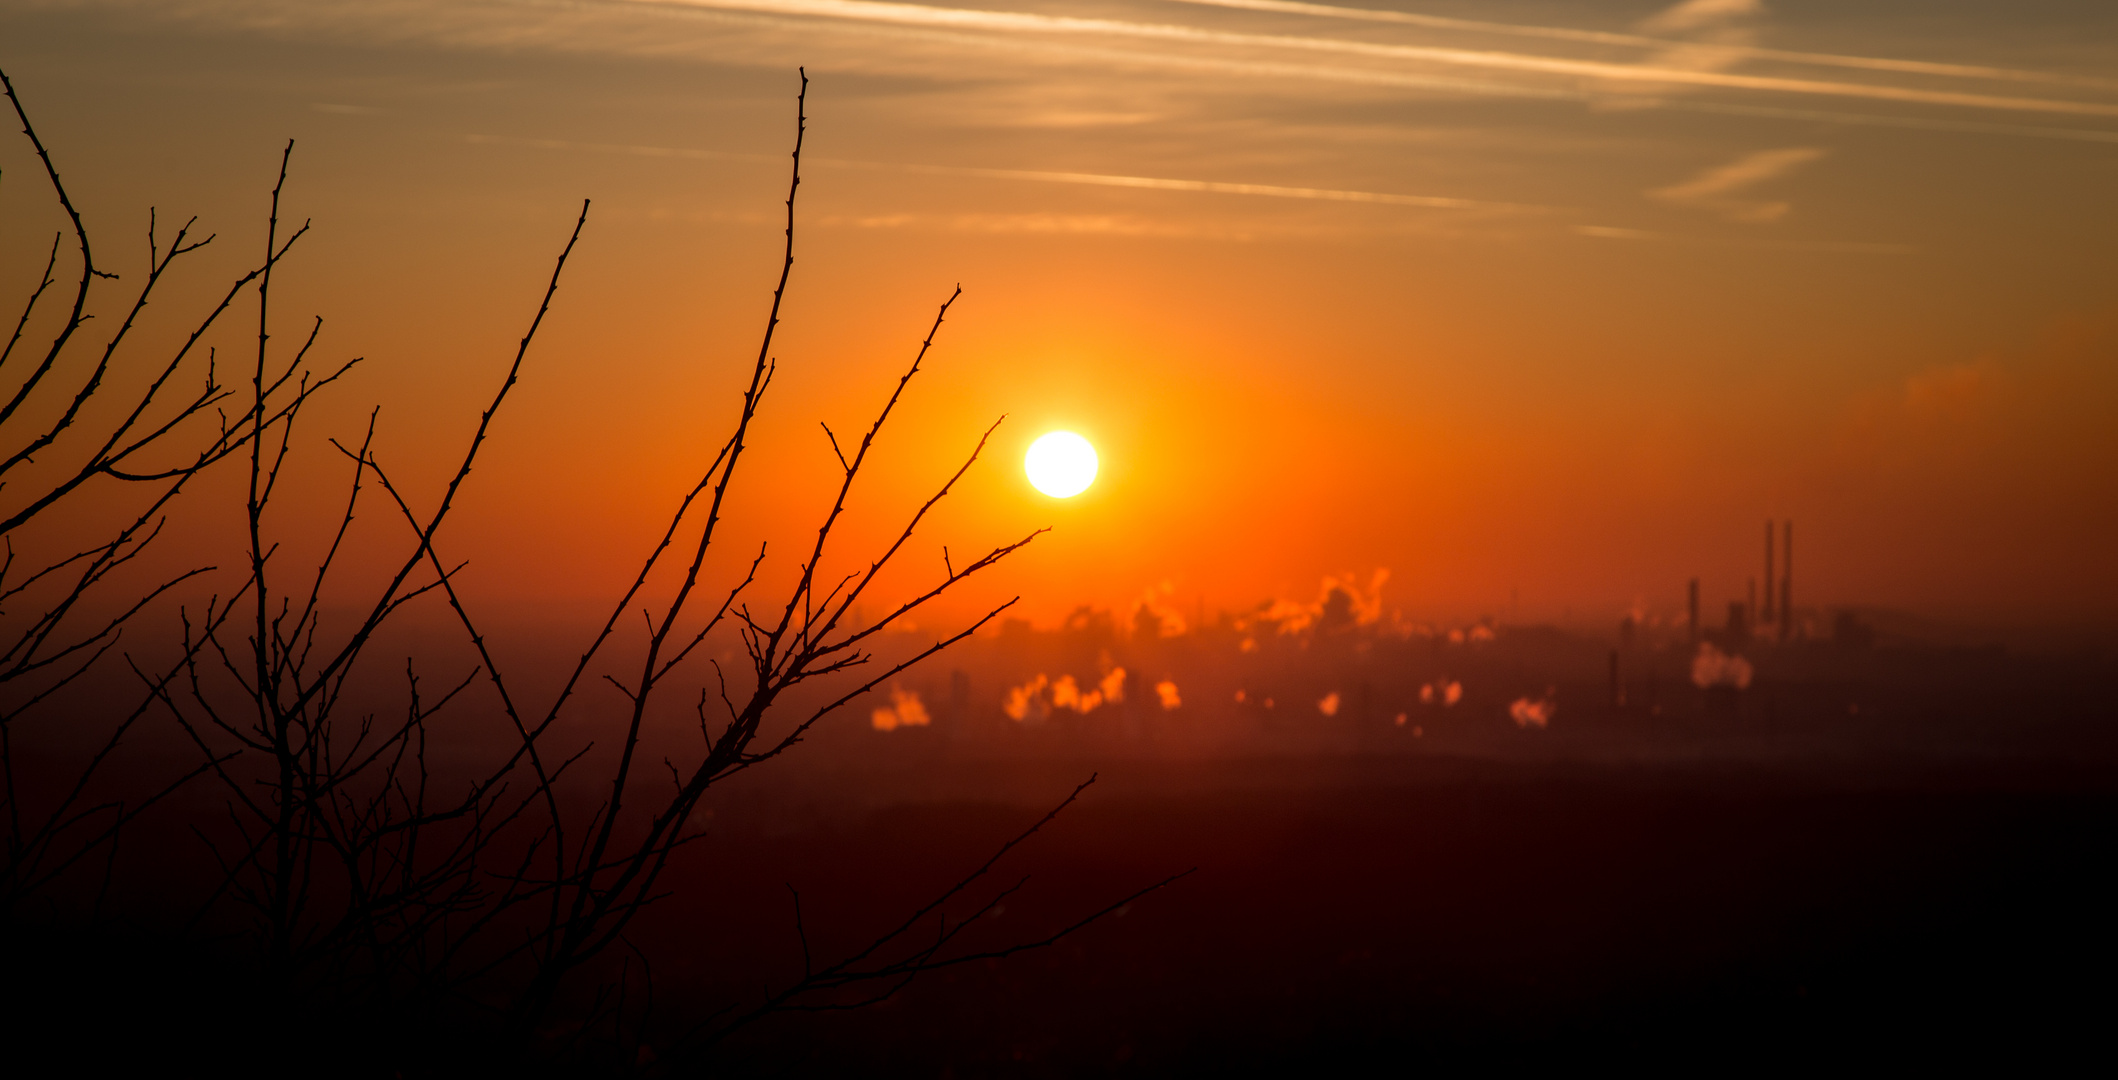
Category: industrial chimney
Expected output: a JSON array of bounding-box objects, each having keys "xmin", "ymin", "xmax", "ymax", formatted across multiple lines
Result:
[
  {"xmin": 1688, "ymin": 578, "xmax": 1700, "ymax": 645},
  {"xmin": 1781, "ymin": 520, "xmax": 1794, "ymax": 638},
  {"xmin": 1763, "ymin": 521, "xmax": 1776, "ymax": 624}
]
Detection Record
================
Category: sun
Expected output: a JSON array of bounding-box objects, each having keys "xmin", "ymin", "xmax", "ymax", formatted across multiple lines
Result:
[{"xmin": 1024, "ymin": 431, "xmax": 1098, "ymax": 498}]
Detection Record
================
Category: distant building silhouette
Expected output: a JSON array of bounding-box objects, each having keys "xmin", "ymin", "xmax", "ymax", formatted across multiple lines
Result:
[
  {"xmin": 1688, "ymin": 578, "xmax": 1701, "ymax": 644},
  {"xmin": 1781, "ymin": 520, "xmax": 1794, "ymax": 639},
  {"xmin": 949, "ymin": 669, "xmax": 972, "ymax": 734},
  {"xmin": 1763, "ymin": 520, "xmax": 1776, "ymax": 623},
  {"xmin": 1833, "ymin": 610, "xmax": 1875, "ymax": 650}
]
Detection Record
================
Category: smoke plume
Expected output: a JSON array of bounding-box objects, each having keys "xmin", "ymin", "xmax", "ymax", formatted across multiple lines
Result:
[
  {"xmin": 870, "ymin": 686, "xmax": 932, "ymax": 731},
  {"xmin": 1509, "ymin": 695, "xmax": 1555, "ymax": 729},
  {"xmin": 1004, "ymin": 667, "xmax": 1129, "ymax": 721},
  {"xmin": 1690, "ymin": 642, "xmax": 1755, "ymax": 689},
  {"xmin": 1418, "ymin": 680, "xmax": 1464, "ymax": 706},
  {"xmin": 1155, "ymin": 679, "xmax": 1182, "ymax": 709}
]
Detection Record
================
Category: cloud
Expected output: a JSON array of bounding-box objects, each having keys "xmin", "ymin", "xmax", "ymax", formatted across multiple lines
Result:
[
  {"xmin": 1659, "ymin": 146, "xmax": 1827, "ymax": 199},
  {"xmin": 1903, "ymin": 362, "xmax": 1993, "ymax": 421},
  {"xmin": 1821, "ymin": 327, "xmax": 2118, "ymax": 533},
  {"xmin": 89, "ymin": 0, "xmax": 2118, "ymax": 152},
  {"xmin": 628, "ymin": 0, "xmax": 2118, "ymax": 118},
  {"xmin": 1834, "ymin": 359, "xmax": 2010, "ymax": 471},
  {"xmin": 1159, "ymin": 0, "xmax": 2118, "ymax": 93},
  {"xmin": 1650, "ymin": 146, "xmax": 1826, "ymax": 222},
  {"xmin": 894, "ymin": 164, "xmax": 1535, "ymax": 212},
  {"xmin": 1636, "ymin": 0, "xmax": 1761, "ymax": 37},
  {"xmin": 1658, "ymin": 101, "xmax": 2118, "ymax": 146},
  {"xmin": 838, "ymin": 212, "xmax": 1236, "ymax": 239},
  {"xmin": 869, "ymin": 685, "xmax": 932, "ymax": 730},
  {"xmin": 1574, "ymin": 221, "xmax": 1913, "ymax": 252},
  {"xmin": 1598, "ymin": 0, "xmax": 1763, "ymax": 107},
  {"xmin": 464, "ymin": 133, "xmax": 1546, "ymax": 214}
]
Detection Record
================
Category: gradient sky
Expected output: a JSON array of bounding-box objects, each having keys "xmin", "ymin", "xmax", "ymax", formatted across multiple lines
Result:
[{"xmin": 3, "ymin": 0, "xmax": 2114, "ymax": 632}]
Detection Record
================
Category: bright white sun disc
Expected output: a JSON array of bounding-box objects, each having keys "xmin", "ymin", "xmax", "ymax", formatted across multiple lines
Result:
[{"xmin": 1024, "ymin": 431, "xmax": 1098, "ymax": 498}]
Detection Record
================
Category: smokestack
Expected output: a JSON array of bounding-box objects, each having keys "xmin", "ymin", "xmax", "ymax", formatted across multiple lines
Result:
[
  {"xmin": 1781, "ymin": 520, "xmax": 1794, "ymax": 638},
  {"xmin": 1688, "ymin": 578, "xmax": 1700, "ymax": 644},
  {"xmin": 1763, "ymin": 521, "xmax": 1775, "ymax": 623},
  {"xmin": 1747, "ymin": 577, "xmax": 1757, "ymax": 624}
]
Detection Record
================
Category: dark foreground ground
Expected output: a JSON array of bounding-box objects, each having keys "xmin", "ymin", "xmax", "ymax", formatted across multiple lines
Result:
[
  {"xmin": 10, "ymin": 741, "xmax": 2116, "ymax": 1075},
  {"xmin": 669, "ymin": 748, "xmax": 2118, "ymax": 1073}
]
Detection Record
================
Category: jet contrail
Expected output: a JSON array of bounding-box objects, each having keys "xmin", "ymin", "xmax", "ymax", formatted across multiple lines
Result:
[
  {"xmin": 621, "ymin": 0, "xmax": 2118, "ymax": 117},
  {"xmin": 821, "ymin": 159, "xmax": 1551, "ymax": 211},
  {"xmin": 1662, "ymin": 99, "xmax": 2118, "ymax": 144},
  {"xmin": 1153, "ymin": 0, "xmax": 2118, "ymax": 93},
  {"xmin": 464, "ymin": 133, "xmax": 1556, "ymax": 211}
]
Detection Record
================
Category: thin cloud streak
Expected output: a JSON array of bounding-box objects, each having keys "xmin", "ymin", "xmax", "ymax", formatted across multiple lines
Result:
[
  {"xmin": 468, "ymin": 134, "xmax": 1907, "ymax": 249},
  {"xmin": 464, "ymin": 133, "xmax": 1553, "ymax": 212},
  {"xmin": 96, "ymin": 3, "xmax": 2118, "ymax": 141},
  {"xmin": 837, "ymin": 160, "xmax": 1550, "ymax": 211},
  {"xmin": 1657, "ymin": 147, "xmax": 1826, "ymax": 199},
  {"xmin": 1651, "ymin": 145, "xmax": 1825, "ymax": 222},
  {"xmin": 1153, "ymin": 0, "xmax": 2118, "ymax": 92},
  {"xmin": 636, "ymin": 4, "xmax": 1558, "ymax": 98},
  {"xmin": 625, "ymin": 0, "xmax": 2118, "ymax": 117},
  {"xmin": 1663, "ymin": 99, "xmax": 2118, "ymax": 144},
  {"xmin": 1572, "ymin": 223, "xmax": 1912, "ymax": 254}
]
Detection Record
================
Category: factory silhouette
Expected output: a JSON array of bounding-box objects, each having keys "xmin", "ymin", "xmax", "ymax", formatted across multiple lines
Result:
[
  {"xmin": 834, "ymin": 519, "xmax": 2097, "ymax": 767},
  {"xmin": 1687, "ymin": 519, "xmax": 1797, "ymax": 653}
]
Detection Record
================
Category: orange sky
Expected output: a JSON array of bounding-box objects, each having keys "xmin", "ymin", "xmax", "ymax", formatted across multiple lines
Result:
[{"xmin": 3, "ymin": 0, "xmax": 2115, "ymax": 633}]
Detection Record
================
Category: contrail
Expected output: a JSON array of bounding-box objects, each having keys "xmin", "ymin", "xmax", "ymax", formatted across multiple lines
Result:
[
  {"xmin": 463, "ymin": 133, "xmax": 1555, "ymax": 211},
  {"xmin": 1154, "ymin": 0, "xmax": 2118, "ymax": 93},
  {"xmin": 640, "ymin": 3, "xmax": 1558, "ymax": 99},
  {"xmin": 1662, "ymin": 99, "xmax": 2118, "ymax": 145},
  {"xmin": 821, "ymin": 160, "xmax": 1550, "ymax": 211},
  {"xmin": 622, "ymin": 0, "xmax": 2118, "ymax": 117},
  {"xmin": 602, "ymin": 5, "xmax": 2118, "ymax": 140}
]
